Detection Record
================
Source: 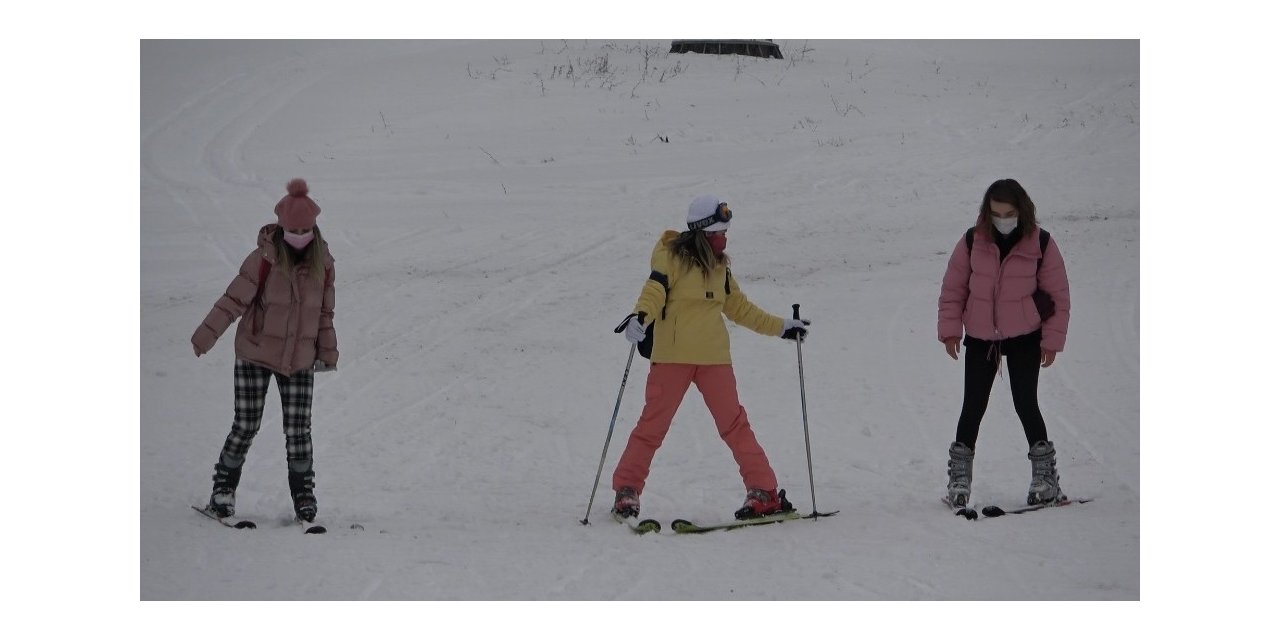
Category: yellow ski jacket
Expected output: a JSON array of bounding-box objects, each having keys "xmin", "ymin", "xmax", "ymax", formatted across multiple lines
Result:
[{"xmin": 633, "ymin": 230, "xmax": 784, "ymax": 365}]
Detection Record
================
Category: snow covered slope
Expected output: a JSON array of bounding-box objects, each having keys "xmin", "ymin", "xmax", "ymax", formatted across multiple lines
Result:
[{"xmin": 141, "ymin": 39, "xmax": 1139, "ymax": 602}]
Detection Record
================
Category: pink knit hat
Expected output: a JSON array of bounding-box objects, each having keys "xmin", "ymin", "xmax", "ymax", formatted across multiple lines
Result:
[{"xmin": 274, "ymin": 178, "xmax": 321, "ymax": 229}]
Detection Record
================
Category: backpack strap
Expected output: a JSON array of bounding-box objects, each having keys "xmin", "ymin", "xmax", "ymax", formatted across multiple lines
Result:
[
  {"xmin": 1038, "ymin": 228, "xmax": 1050, "ymax": 271},
  {"xmin": 648, "ymin": 270, "xmax": 670, "ymax": 319},
  {"xmin": 639, "ymin": 270, "xmax": 669, "ymax": 360}
]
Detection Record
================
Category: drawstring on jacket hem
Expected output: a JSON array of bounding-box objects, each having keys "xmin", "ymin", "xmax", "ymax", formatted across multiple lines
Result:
[{"xmin": 986, "ymin": 341, "xmax": 1004, "ymax": 378}]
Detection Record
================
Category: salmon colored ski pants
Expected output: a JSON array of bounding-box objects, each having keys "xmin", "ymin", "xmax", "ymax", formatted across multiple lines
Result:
[{"xmin": 612, "ymin": 363, "xmax": 778, "ymax": 494}]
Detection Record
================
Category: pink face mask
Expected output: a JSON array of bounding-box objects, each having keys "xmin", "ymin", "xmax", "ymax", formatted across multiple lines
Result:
[
  {"xmin": 707, "ymin": 234, "xmax": 727, "ymax": 256},
  {"xmin": 283, "ymin": 230, "xmax": 314, "ymax": 250}
]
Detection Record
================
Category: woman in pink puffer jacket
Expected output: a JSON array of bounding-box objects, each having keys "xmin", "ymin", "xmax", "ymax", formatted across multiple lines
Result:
[
  {"xmin": 936, "ymin": 179, "xmax": 1071, "ymax": 511},
  {"xmin": 191, "ymin": 178, "xmax": 337, "ymax": 525}
]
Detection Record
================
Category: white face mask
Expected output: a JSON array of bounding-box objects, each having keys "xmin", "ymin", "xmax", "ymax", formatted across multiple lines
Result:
[
  {"xmin": 283, "ymin": 230, "xmax": 314, "ymax": 250},
  {"xmin": 991, "ymin": 216, "xmax": 1019, "ymax": 235}
]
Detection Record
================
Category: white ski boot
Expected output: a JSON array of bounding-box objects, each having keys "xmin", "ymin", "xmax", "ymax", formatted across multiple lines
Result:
[
  {"xmin": 945, "ymin": 441, "xmax": 975, "ymax": 508},
  {"xmin": 1027, "ymin": 440, "xmax": 1063, "ymax": 505}
]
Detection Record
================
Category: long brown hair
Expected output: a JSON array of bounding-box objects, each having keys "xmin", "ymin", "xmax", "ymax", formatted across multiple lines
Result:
[
  {"xmin": 665, "ymin": 229, "xmax": 728, "ymax": 279},
  {"xmin": 272, "ymin": 225, "xmax": 329, "ymax": 282},
  {"xmin": 977, "ymin": 178, "xmax": 1038, "ymax": 240}
]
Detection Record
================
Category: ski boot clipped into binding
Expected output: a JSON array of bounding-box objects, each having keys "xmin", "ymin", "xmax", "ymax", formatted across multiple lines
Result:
[
  {"xmin": 945, "ymin": 441, "xmax": 975, "ymax": 508},
  {"xmin": 612, "ymin": 487, "xmax": 640, "ymax": 519},
  {"xmin": 734, "ymin": 488, "xmax": 795, "ymax": 520},
  {"xmin": 208, "ymin": 459, "xmax": 243, "ymax": 518},
  {"xmin": 1027, "ymin": 440, "xmax": 1064, "ymax": 505},
  {"xmin": 289, "ymin": 465, "xmax": 318, "ymax": 522}
]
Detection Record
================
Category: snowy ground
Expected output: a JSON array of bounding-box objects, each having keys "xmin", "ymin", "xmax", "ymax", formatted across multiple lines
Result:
[{"xmin": 139, "ymin": 37, "xmax": 1141, "ymax": 608}]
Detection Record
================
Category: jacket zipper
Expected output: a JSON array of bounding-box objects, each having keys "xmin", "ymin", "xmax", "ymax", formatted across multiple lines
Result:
[
  {"xmin": 283, "ymin": 270, "xmax": 300, "ymax": 371},
  {"xmin": 991, "ymin": 242, "xmax": 1004, "ymax": 340}
]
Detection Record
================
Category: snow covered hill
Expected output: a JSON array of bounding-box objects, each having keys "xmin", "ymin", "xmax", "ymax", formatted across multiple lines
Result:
[{"xmin": 141, "ymin": 39, "xmax": 1139, "ymax": 609}]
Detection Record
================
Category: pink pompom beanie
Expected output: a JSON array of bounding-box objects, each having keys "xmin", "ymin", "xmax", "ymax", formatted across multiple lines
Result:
[{"xmin": 274, "ymin": 178, "xmax": 321, "ymax": 229}]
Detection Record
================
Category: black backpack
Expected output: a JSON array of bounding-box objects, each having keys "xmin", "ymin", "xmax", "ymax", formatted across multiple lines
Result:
[{"xmin": 965, "ymin": 227, "xmax": 1055, "ymax": 320}]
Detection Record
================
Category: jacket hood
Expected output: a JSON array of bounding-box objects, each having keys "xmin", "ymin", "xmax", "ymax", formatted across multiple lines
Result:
[{"xmin": 257, "ymin": 224, "xmax": 280, "ymax": 264}]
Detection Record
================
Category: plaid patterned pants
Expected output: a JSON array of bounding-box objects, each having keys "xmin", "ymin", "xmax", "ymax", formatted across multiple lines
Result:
[{"xmin": 217, "ymin": 359, "xmax": 314, "ymax": 468}]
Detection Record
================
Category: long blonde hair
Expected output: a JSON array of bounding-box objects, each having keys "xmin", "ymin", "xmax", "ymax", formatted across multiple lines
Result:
[
  {"xmin": 273, "ymin": 225, "xmax": 329, "ymax": 282},
  {"xmin": 666, "ymin": 229, "xmax": 728, "ymax": 279}
]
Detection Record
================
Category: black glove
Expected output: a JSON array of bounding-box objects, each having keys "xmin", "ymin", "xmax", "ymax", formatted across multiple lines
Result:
[{"xmin": 780, "ymin": 318, "xmax": 810, "ymax": 342}]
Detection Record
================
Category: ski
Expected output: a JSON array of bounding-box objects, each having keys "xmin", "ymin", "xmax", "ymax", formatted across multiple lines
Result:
[
  {"xmin": 670, "ymin": 510, "xmax": 838, "ymax": 534},
  {"xmin": 296, "ymin": 517, "xmax": 327, "ymax": 534},
  {"xmin": 191, "ymin": 504, "xmax": 257, "ymax": 529},
  {"xmin": 979, "ymin": 497, "xmax": 1093, "ymax": 519},
  {"xmin": 612, "ymin": 511, "xmax": 661, "ymax": 534}
]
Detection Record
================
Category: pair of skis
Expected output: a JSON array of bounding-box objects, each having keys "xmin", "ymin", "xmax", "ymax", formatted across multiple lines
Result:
[
  {"xmin": 613, "ymin": 509, "xmax": 839, "ymax": 535},
  {"xmin": 944, "ymin": 496, "xmax": 1093, "ymax": 521},
  {"xmin": 191, "ymin": 505, "xmax": 327, "ymax": 534}
]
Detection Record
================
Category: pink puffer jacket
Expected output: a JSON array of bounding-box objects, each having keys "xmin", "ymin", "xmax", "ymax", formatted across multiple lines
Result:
[
  {"xmin": 937, "ymin": 223, "xmax": 1071, "ymax": 352},
  {"xmin": 192, "ymin": 224, "xmax": 338, "ymax": 375}
]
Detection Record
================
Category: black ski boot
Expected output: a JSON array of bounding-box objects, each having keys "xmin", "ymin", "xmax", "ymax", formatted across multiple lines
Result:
[
  {"xmin": 288, "ymin": 465, "xmax": 318, "ymax": 522},
  {"xmin": 208, "ymin": 460, "xmax": 242, "ymax": 518}
]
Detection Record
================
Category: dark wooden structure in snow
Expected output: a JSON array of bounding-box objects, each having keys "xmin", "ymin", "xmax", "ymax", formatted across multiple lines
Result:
[{"xmin": 670, "ymin": 40, "xmax": 783, "ymax": 59}]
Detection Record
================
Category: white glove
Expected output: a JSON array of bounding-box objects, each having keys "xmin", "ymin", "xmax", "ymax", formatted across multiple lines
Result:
[
  {"xmin": 624, "ymin": 314, "xmax": 648, "ymax": 343},
  {"xmin": 313, "ymin": 360, "xmax": 337, "ymax": 373},
  {"xmin": 780, "ymin": 318, "xmax": 810, "ymax": 341}
]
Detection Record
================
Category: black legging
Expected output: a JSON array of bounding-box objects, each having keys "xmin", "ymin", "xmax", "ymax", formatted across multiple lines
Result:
[{"xmin": 954, "ymin": 334, "xmax": 1048, "ymax": 450}]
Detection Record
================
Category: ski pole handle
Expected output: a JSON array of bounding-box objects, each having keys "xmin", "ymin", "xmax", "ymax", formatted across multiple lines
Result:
[{"xmin": 792, "ymin": 303, "xmax": 801, "ymax": 320}]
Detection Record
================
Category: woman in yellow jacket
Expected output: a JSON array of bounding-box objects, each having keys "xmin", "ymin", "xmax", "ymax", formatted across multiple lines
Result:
[{"xmin": 612, "ymin": 195, "xmax": 810, "ymax": 521}]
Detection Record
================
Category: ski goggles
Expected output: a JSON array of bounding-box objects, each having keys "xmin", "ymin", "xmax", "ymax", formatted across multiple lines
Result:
[{"xmin": 687, "ymin": 203, "xmax": 733, "ymax": 231}]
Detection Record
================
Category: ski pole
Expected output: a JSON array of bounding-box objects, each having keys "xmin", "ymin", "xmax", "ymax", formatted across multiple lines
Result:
[
  {"xmin": 580, "ymin": 339, "xmax": 638, "ymax": 525},
  {"xmin": 792, "ymin": 303, "xmax": 820, "ymax": 518}
]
